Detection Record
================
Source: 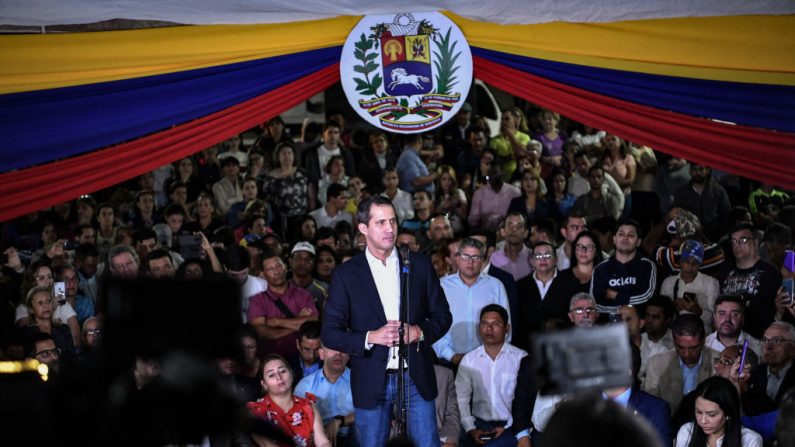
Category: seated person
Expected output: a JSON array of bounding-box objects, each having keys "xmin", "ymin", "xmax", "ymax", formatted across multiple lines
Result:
[
  {"xmin": 295, "ymin": 342, "xmax": 357, "ymax": 447},
  {"xmin": 455, "ymin": 304, "xmax": 527, "ymax": 447},
  {"xmin": 288, "ymin": 321, "xmax": 323, "ymax": 385}
]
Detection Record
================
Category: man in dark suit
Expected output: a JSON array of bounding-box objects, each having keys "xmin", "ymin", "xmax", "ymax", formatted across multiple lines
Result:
[
  {"xmin": 515, "ymin": 241, "xmax": 581, "ymax": 346},
  {"xmin": 603, "ymin": 344, "xmax": 672, "ymax": 447},
  {"xmin": 322, "ymin": 195, "xmax": 452, "ymax": 446},
  {"xmin": 744, "ymin": 321, "xmax": 795, "ymax": 415}
]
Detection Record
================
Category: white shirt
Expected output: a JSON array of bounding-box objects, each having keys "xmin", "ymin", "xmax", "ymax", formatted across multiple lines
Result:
[
  {"xmin": 639, "ymin": 330, "xmax": 674, "ymax": 384},
  {"xmin": 364, "ymin": 247, "xmax": 401, "ymax": 369},
  {"xmin": 16, "ymin": 301, "xmax": 76, "ymax": 325},
  {"xmin": 455, "ymin": 342, "xmax": 527, "ymax": 432},
  {"xmin": 705, "ymin": 331, "xmax": 762, "ymax": 357},
  {"xmin": 556, "ymin": 244, "xmax": 571, "ymax": 271},
  {"xmin": 534, "ymin": 270, "xmax": 558, "ymax": 300},
  {"xmin": 531, "ymin": 393, "xmax": 565, "ymax": 433},
  {"xmin": 660, "ymin": 272, "xmax": 720, "ymax": 331},
  {"xmin": 309, "ymin": 205, "xmax": 353, "ymax": 230},
  {"xmin": 241, "ymin": 275, "xmax": 267, "ymax": 323},
  {"xmin": 675, "ymin": 422, "xmax": 762, "ymax": 447},
  {"xmin": 383, "ymin": 189, "xmax": 415, "ymax": 223},
  {"xmin": 317, "ymin": 145, "xmax": 341, "ymax": 172}
]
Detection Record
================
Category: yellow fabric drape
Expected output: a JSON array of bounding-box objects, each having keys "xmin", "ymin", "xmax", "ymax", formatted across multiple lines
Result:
[{"xmin": 1, "ymin": 13, "xmax": 793, "ymax": 94}]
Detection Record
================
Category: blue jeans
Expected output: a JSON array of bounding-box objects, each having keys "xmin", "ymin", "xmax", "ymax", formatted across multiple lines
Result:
[{"xmin": 354, "ymin": 371, "xmax": 440, "ymax": 447}]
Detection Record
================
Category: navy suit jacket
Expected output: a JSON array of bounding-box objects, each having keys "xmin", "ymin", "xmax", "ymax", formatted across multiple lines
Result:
[
  {"xmin": 628, "ymin": 387, "xmax": 672, "ymax": 447},
  {"xmin": 322, "ymin": 249, "xmax": 452, "ymax": 408}
]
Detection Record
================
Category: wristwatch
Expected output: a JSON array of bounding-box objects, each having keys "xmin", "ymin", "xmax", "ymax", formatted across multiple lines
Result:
[{"xmin": 334, "ymin": 415, "xmax": 346, "ymax": 426}]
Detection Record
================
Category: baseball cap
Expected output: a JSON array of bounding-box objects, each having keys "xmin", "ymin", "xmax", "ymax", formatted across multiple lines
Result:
[
  {"xmin": 667, "ymin": 210, "xmax": 701, "ymax": 239},
  {"xmin": 291, "ymin": 241, "xmax": 315, "ymax": 256},
  {"xmin": 680, "ymin": 240, "xmax": 704, "ymax": 264}
]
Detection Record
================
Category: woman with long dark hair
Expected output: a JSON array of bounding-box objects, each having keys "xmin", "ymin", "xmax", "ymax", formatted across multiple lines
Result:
[{"xmin": 675, "ymin": 376, "xmax": 762, "ymax": 447}]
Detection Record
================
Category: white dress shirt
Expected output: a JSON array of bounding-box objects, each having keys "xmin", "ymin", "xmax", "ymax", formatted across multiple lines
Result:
[
  {"xmin": 455, "ymin": 342, "xmax": 527, "ymax": 432},
  {"xmin": 705, "ymin": 330, "xmax": 762, "ymax": 357},
  {"xmin": 364, "ymin": 247, "xmax": 401, "ymax": 369}
]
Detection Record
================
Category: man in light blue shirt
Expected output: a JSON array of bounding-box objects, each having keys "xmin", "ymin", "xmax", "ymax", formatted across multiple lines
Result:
[
  {"xmin": 396, "ymin": 133, "xmax": 436, "ymax": 194},
  {"xmin": 434, "ymin": 237, "xmax": 510, "ymax": 366},
  {"xmin": 295, "ymin": 342, "xmax": 358, "ymax": 446}
]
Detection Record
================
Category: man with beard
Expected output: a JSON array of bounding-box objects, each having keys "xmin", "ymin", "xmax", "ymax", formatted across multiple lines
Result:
[
  {"xmin": 591, "ymin": 219, "xmax": 656, "ymax": 315},
  {"xmin": 555, "ymin": 213, "xmax": 589, "ymax": 271},
  {"xmin": 673, "ymin": 162, "xmax": 731, "ymax": 242},
  {"xmin": 456, "ymin": 127, "xmax": 488, "ymax": 183},
  {"xmin": 29, "ymin": 333, "xmax": 62, "ymax": 375},
  {"xmin": 295, "ymin": 343, "xmax": 358, "ymax": 446},
  {"xmin": 705, "ymin": 295, "xmax": 762, "ymax": 356},
  {"xmin": 567, "ymin": 292, "xmax": 600, "ymax": 328}
]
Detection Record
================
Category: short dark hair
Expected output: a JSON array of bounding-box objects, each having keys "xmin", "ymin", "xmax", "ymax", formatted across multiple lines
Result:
[
  {"xmin": 163, "ymin": 203, "xmax": 186, "ymax": 218},
  {"xmin": 403, "ymin": 133, "xmax": 422, "ymax": 146},
  {"xmin": 671, "ymin": 313, "xmax": 705, "ymax": 339},
  {"xmin": 544, "ymin": 393, "xmax": 663, "ymax": 447},
  {"xmin": 615, "ymin": 218, "xmax": 642, "ymax": 238},
  {"xmin": 74, "ymin": 243, "xmax": 99, "ymax": 261},
  {"xmin": 356, "ymin": 195, "xmax": 397, "ymax": 226},
  {"xmin": 480, "ymin": 304, "xmax": 509, "ymax": 326},
  {"xmin": 587, "ymin": 165, "xmax": 604, "ymax": 177},
  {"xmin": 145, "ymin": 249, "xmax": 171, "ymax": 269},
  {"xmin": 730, "ymin": 222, "xmax": 757, "ymax": 237},
  {"xmin": 134, "ymin": 227, "xmax": 157, "ymax": 245},
  {"xmin": 220, "ymin": 156, "xmax": 240, "ymax": 168},
  {"xmin": 532, "ymin": 240, "xmax": 556, "ymax": 253},
  {"xmin": 322, "ymin": 121, "xmax": 341, "ymax": 133},
  {"xmin": 532, "ymin": 217, "xmax": 557, "ymax": 241},
  {"xmin": 714, "ymin": 294, "xmax": 745, "ymax": 313},
  {"xmin": 645, "ymin": 294, "xmax": 675, "ymax": 321},
  {"xmin": 260, "ymin": 248, "xmax": 281, "ymax": 265},
  {"xmin": 223, "ymin": 246, "xmax": 250, "ymax": 272},
  {"xmin": 327, "ymin": 182, "xmax": 347, "ymax": 200},
  {"xmin": 27, "ymin": 332, "xmax": 55, "ymax": 358},
  {"xmin": 298, "ymin": 321, "xmax": 321, "ymax": 341}
]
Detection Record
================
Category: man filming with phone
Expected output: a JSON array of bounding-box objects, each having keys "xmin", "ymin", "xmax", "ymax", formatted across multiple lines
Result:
[{"xmin": 660, "ymin": 239, "xmax": 719, "ymax": 331}]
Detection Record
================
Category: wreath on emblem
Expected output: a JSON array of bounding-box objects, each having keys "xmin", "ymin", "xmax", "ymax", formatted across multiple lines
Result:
[{"xmin": 350, "ymin": 13, "xmax": 464, "ymax": 130}]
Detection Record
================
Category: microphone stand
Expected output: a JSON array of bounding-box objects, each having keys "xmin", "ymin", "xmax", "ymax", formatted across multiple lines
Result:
[{"xmin": 395, "ymin": 244, "xmax": 411, "ymax": 438}]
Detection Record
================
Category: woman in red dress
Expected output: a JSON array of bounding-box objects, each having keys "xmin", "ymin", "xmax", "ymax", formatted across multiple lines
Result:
[{"xmin": 247, "ymin": 354, "xmax": 331, "ymax": 447}]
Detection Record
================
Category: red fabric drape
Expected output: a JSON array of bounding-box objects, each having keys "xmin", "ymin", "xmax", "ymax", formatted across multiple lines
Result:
[
  {"xmin": 0, "ymin": 64, "xmax": 340, "ymax": 222},
  {"xmin": 475, "ymin": 56, "xmax": 795, "ymax": 189}
]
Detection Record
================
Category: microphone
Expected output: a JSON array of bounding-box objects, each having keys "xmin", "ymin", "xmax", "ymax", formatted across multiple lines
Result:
[{"xmin": 398, "ymin": 243, "xmax": 411, "ymax": 268}]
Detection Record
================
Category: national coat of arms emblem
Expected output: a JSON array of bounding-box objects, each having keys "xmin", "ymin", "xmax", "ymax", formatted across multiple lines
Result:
[{"xmin": 340, "ymin": 12, "xmax": 473, "ymax": 133}]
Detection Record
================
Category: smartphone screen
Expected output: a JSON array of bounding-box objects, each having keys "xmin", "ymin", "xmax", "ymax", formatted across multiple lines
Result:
[
  {"xmin": 683, "ymin": 292, "xmax": 696, "ymax": 302},
  {"xmin": 53, "ymin": 282, "xmax": 66, "ymax": 304},
  {"xmin": 783, "ymin": 278, "xmax": 794, "ymax": 304}
]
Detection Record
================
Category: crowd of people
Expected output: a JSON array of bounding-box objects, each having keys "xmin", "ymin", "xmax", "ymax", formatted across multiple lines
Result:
[{"xmin": 2, "ymin": 104, "xmax": 795, "ymax": 447}]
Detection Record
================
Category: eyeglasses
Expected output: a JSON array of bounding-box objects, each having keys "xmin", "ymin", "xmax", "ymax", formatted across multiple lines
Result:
[
  {"xmin": 33, "ymin": 347, "xmax": 61, "ymax": 358},
  {"xmin": 713, "ymin": 357, "xmax": 734, "ymax": 366},
  {"xmin": 85, "ymin": 329, "xmax": 102, "ymax": 337},
  {"xmin": 730, "ymin": 237, "xmax": 754, "ymax": 246},
  {"xmin": 457, "ymin": 253, "xmax": 483, "ymax": 262},
  {"xmin": 761, "ymin": 337, "xmax": 794, "ymax": 346},
  {"xmin": 533, "ymin": 252, "xmax": 554, "ymax": 260},
  {"xmin": 575, "ymin": 243, "xmax": 595, "ymax": 252},
  {"xmin": 572, "ymin": 307, "xmax": 596, "ymax": 315}
]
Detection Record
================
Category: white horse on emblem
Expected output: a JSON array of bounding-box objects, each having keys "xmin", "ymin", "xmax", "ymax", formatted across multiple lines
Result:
[{"xmin": 388, "ymin": 68, "xmax": 430, "ymax": 90}]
